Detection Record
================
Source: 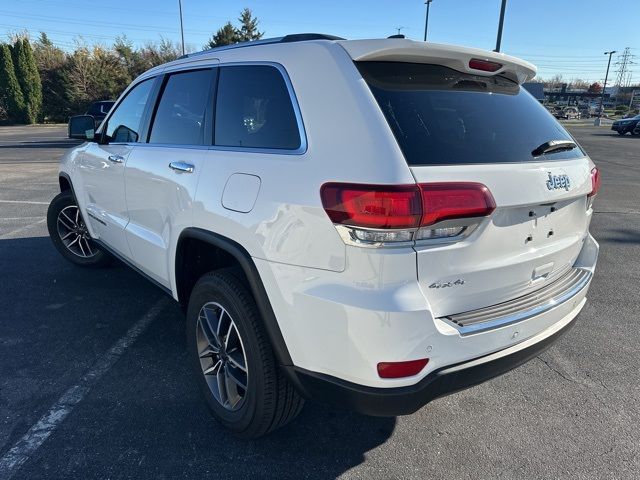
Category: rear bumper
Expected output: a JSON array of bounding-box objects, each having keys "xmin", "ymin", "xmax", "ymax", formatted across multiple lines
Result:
[{"xmin": 289, "ymin": 308, "xmax": 580, "ymax": 416}]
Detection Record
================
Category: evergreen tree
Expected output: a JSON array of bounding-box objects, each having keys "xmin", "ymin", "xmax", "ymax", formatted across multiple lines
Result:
[
  {"xmin": 204, "ymin": 22, "xmax": 239, "ymax": 49},
  {"xmin": 237, "ymin": 8, "xmax": 263, "ymax": 42},
  {"xmin": 0, "ymin": 43, "xmax": 26, "ymax": 123},
  {"xmin": 203, "ymin": 9, "xmax": 263, "ymax": 49},
  {"xmin": 11, "ymin": 38, "xmax": 42, "ymax": 123}
]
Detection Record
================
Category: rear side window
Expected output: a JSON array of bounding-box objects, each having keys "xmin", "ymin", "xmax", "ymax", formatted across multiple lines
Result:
[
  {"xmin": 357, "ymin": 62, "xmax": 584, "ymax": 165},
  {"xmin": 149, "ymin": 69, "xmax": 213, "ymax": 145},
  {"xmin": 215, "ymin": 65, "xmax": 301, "ymax": 150}
]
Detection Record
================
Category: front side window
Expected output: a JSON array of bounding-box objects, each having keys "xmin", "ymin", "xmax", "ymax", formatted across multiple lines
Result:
[
  {"xmin": 105, "ymin": 79, "xmax": 153, "ymax": 143},
  {"xmin": 149, "ymin": 69, "xmax": 213, "ymax": 145},
  {"xmin": 215, "ymin": 65, "xmax": 301, "ymax": 150}
]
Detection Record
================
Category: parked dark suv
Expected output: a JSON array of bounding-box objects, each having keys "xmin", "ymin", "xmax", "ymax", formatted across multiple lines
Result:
[{"xmin": 85, "ymin": 100, "xmax": 115, "ymax": 127}]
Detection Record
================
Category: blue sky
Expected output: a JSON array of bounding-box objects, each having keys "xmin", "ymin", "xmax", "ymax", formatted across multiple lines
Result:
[{"xmin": 2, "ymin": 0, "xmax": 639, "ymax": 83}]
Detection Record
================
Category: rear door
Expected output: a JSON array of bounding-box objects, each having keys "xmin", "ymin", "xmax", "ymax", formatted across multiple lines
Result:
[
  {"xmin": 358, "ymin": 62, "xmax": 594, "ymax": 317},
  {"xmin": 79, "ymin": 78, "xmax": 155, "ymax": 257},
  {"xmin": 123, "ymin": 68, "xmax": 215, "ymax": 287}
]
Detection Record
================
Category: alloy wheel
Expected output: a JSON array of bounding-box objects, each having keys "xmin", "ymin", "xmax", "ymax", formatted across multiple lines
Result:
[
  {"xmin": 56, "ymin": 205, "xmax": 97, "ymax": 258},
  {"xmin": 196, "ymin": 302, "xmax": 249, "ymax": 411}
]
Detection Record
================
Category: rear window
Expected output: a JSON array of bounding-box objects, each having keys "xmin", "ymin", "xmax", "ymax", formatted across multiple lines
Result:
[{"xmin": 357, "ymin": 62, "xmax": 584, "ymax": 165}]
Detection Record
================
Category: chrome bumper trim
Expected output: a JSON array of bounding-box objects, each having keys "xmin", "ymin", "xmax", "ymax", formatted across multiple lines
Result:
[{"xmin": 442, "ymin": 268, "xmax": 592, "ymax": 336}]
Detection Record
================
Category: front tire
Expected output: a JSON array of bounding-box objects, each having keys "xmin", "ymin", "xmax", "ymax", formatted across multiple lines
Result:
[
  {"xmin": 187, "ymin": 270, "xmax": 304, "ymax": 439},
  {"xmin": 47, "ymin": 191, "xmax": 110, "ymax": 268}
]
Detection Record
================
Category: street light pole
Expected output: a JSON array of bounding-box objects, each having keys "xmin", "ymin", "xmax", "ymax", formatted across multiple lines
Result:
[
  {"xmin": 495, "ymin": 0, "xmax": 508, "ymax": 52},
  {"xmin": 423, "ymin": 0, "xmax": 433, "ymax": 42},
  {"xmin": 597, "ymin": 50, "xmax": 617, "ymax": 124},
  {"xmin": 178, "ymin": 0, "xmax": 185, "ymax": 56}
]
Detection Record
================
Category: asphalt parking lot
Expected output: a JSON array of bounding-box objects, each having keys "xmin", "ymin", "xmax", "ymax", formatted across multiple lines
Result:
[{"xmin": 0, "ymin": 125, "xmax": 638, "ymax": 479}]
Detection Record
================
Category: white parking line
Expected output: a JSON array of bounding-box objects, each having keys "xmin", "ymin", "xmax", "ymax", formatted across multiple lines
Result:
[
  {"xmin": 0, "ymin": 200, "xmax": 49, "ymax": 205},
  {"xmin": 0, "ymin": 219, "xmax": 46, "ymax": 239},
  {"xmin": 0, "ymin": 297, "xmax": 170, "ymax": 479}
]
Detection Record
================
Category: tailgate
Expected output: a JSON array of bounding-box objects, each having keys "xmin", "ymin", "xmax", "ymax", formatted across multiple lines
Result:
[{"xmin": 411, "ymin": 160, "xmax": 592, "ymax": 317}]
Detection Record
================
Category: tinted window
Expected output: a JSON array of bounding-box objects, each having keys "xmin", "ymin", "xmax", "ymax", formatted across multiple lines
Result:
[
  {"xmin": 215, "ymin": 65, "xmax": 301, "ymax": 150},
  {"xmin": 105, "ymin": 79, "xmax": 153, "ymax": 143},
  {"xmin": 358, "ymin": 62, "xmax": 584, "ymax": 165},
  {"xmin": 149, "ymin": 69, "xmax": 212, "ymax": 145}
]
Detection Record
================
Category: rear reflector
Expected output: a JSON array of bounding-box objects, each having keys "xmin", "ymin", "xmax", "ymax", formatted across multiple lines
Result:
[
  {"xmin": 588, "ymin": 167, "xmax": 601, "ymax": 197},
  {"xmin": 469, "ymin": 58, "xmax": 502, "ymax": 72},
  {"xmin": 419, "ymin": 183, "xmax": 496, "ymax": 227},
  {"xmin": 377, "ymin": 358, "xmax": 429, "ymax": 378}
]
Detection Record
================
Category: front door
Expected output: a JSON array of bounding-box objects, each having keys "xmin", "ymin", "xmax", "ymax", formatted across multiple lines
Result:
[{"xmin": 78, "ymin": 78, "xmax": 155, "ymax": 258}]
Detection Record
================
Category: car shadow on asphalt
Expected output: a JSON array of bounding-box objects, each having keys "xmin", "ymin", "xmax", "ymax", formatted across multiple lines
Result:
[
  {"xmin": 589, "ymin": 132, "xmax": 639, "ymax": 138},
  {"xmin": 599, "ymin": 227, "xmax": 640, "ymax": 245},
  {"xmin": 1, "ymin": 235, "xmax": 396, "ymax": 479}
]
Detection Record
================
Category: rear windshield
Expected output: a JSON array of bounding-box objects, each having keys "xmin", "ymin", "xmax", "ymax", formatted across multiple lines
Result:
[{"xmin": 357, "ymin": 62, "xmax": 584, "ymax": 165}]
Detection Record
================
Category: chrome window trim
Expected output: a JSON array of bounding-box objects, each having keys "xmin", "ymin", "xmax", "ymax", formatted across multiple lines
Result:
[
  {"xmin": 103, "ymin": 62, "xmax": 307, "ymax": 154},
  {"xmin": 211, "ymin": 61, "xmax": 308, "ymax": 155},
  {"xmin": 441, "ymin": 267, "xmax": 592, "ymax": 336}
]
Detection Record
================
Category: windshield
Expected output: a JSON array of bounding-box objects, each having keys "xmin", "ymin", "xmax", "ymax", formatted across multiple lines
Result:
[{"xmin": 357, "ymin": 62, "xmax": 584, "ymax": 166}]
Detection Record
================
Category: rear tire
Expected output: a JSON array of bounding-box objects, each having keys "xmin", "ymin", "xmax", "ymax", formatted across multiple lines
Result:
[
  {"xmin": 186, "ymin": 270, "xmax": 304, "ymax": 439},
  {"xmin": 47, "ymin": 191, "xmax": 111, "ymax": 268}
]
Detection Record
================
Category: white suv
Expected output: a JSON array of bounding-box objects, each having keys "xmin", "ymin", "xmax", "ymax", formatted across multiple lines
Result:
[{"xmin": 50, "ymin": 34, "xmax": 600, "ymax": 438}]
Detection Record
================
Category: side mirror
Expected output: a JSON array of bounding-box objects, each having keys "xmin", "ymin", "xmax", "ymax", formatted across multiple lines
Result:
[
  {"xmin": 68, "ymin": 115, "xmax": 96, "ymax": 140},
  {"xmin": 112, "ymin": 124, "xmax": 138, "ymax": 143}
]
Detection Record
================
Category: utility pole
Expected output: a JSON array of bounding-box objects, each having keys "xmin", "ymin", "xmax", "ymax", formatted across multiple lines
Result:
[
  {"xmin": 494, "ymin": 0, "xmax": 508, "ymax": 52},
  {"xmin": 178, "ymin": 0, "xmax": 185, "ymax": 56},
  {"xmin": 423, "ymin": 0, "xmax": 433, "ymax": 42},
  {"xmin": 596, "ymin": 50, "xmax": 616, "ymax": 126},
  {"xmin": 396, "ymin": 26, "xmax": 405, "ymax": 35}
]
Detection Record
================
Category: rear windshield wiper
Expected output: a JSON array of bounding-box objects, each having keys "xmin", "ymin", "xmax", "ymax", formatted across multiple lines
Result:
[{"xmin": 532, "ymin": 140, "xmax": 577, "ymax": 157}]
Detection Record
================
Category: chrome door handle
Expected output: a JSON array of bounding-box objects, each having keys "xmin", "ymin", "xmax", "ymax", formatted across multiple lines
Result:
[
  {"xmin": 169, "ymin": 161, "xmax": 194, "ymax": 173},
  {"xmin": 107, "ymin": 154, "xmax": 124, "ymax": 163}
]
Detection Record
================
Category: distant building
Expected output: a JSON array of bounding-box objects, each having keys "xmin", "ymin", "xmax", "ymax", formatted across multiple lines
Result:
[{"xmin": 542, "ymin": 83, "xmax": 609, "ymax": 105}]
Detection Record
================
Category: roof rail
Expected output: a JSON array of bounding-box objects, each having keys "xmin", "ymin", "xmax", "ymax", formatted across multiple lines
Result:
[
  {"xmin": 281, "ymin": 33, "xmax": 345, "ymax": 42},
  {"xmin": 180, "ymin": 33, "xmax": 345, "ymax": 59}
]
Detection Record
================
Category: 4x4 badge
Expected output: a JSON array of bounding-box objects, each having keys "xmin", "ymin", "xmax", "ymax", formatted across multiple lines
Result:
[
  {"xmin": 429, "ymin": 279, "xmax": 465, "ymax": 289},
  {"xmin": 546, "ymin": 172, "xmax": 571, "ymax": 191}
]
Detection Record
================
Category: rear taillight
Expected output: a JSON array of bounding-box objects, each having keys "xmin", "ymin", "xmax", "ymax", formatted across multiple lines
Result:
[
  {"xmin": 468, "ymin": 58, "xmax": 502, "ymax": 72},
  {"xmin": 419, "ymin": 183, "xmax": 496, "ymax": 226},
  {"xmin": 588, "ymin": 167, "xmax": 601, "ymax": 197},
  {"xmin": 377, "ymin": 358, "xmax": 429, "ymax": 378},
  {"xmin": 320, "ymin": 182, "xmax": 495, "ymax": 246},
  {"xmin": 320, "ymin": 183, "xmax": 421, "ymax": 229}
]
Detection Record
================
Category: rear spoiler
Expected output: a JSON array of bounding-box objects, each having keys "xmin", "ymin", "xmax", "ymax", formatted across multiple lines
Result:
[{"xmin": 338, "ymin": 39, "xmax": 536, "ymax": 84}]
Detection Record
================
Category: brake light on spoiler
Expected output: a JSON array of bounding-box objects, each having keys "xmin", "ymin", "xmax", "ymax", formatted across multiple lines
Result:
[
  {"xmin": 469, "ymin": 58, "xmax": 503, "ymax": 72},
  {"xmin": 321, "ymin": 182, "xmax": 495, "ymax": 247}
]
